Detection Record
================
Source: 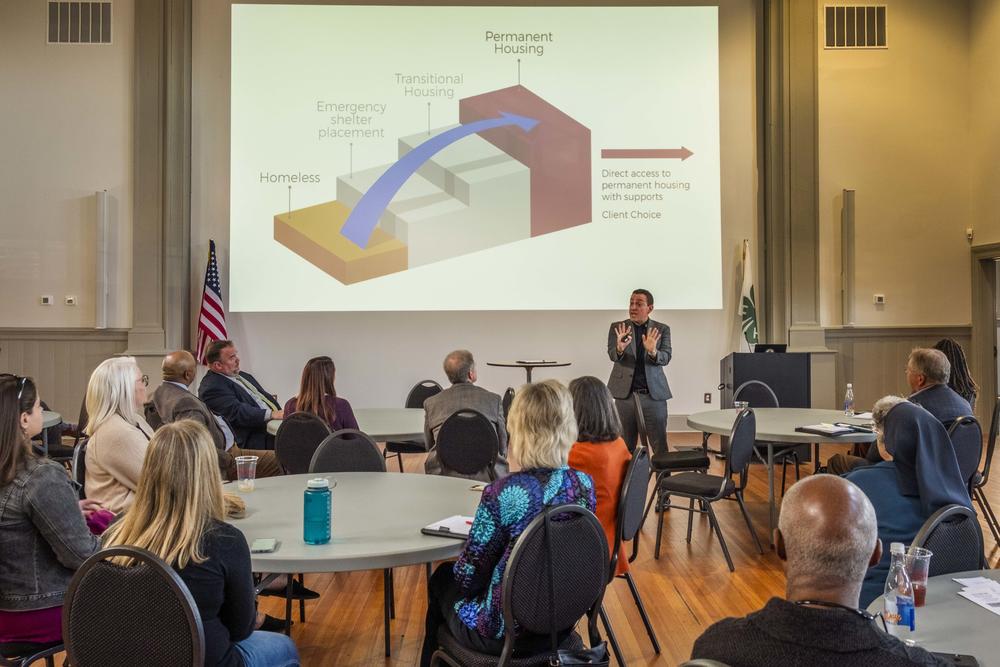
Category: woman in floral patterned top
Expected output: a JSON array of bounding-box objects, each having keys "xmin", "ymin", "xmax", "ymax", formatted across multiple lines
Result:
[{"xmin": 420, "ymin": 380, "xmax": 596, "ymax": 666}]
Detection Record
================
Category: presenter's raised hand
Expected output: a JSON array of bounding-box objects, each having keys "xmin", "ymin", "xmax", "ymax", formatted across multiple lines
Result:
[
  {"xmin": 643, "ymin": 327, "xmax": 661, "ymax": 358},
  {"xmin": 615, "ymin": 322, "xmax": 633, "ymax": 354}
]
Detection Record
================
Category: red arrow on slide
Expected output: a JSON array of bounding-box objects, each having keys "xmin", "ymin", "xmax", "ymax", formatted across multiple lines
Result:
[{"xmin": 601, "ymin": 147, "xmax": 694, "ymax": 160}]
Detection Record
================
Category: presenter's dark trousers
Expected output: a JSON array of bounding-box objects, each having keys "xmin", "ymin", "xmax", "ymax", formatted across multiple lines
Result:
[{"xmin": 616, "ymin": 392, "xmax": 668, "ymax": 455}]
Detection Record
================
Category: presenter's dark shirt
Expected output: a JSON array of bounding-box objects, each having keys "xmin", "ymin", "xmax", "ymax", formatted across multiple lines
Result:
[
  {"xmin": 630, "ymin": 321, "xmax": 649, "ymax": 394},
  {"xmin": 691, "ymin": 597, "xmax": 947, "ymax": 667}
]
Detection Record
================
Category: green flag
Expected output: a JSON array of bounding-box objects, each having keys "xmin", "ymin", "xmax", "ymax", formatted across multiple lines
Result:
[{"xmin": 740, "ymin": 239, "xmax": 758, "ymax": 349}]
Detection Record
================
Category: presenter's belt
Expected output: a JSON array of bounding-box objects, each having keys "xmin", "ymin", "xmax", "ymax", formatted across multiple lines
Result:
[{"xmin": 633, "ymin": 389, "xmax": 650, "ymax": 395}]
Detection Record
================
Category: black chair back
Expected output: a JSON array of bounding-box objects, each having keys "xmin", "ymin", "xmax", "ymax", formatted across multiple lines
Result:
[
  {"xmin": 275, "ymin": 412, "xmax": 332, "ymax": 474},
  {"xmin": 74, "ymin": 398, "xmax": 89, "ymax": 447},
  {"xmin": 63, "ymin": 546, "xmax": 205, "ymax": 667},
  {"xmin": 978, "ymin": 397, "xmax": 1000, "ymax": 488},
  {"xmin": 911, "ymin": 504, "xmax": 986, "ymax": 576},
  {"xmin": 501, "ymin": 387, "xmax": 515, "ymax": 420},
  {"xmin": 500, "ymin": 504, "xmax": 608, "ymax": 664},
  {"xmin": 309, "ymin": 429, "xmax": 385, "ymax": 473},
  {"xmin": 72, "ymin": 438, "xmax": 88, "ymax": 500},
  {"xmin": 947, "ymin": 416, "xmax": 983, "ymax": 491},
  {"xmin": 611, "ymin": 446, "xmax": 651, "ymax": 577},
  {"xmin": 632, "ymin": 392, "xmax": 651, "ymax": 448},
  {"xmin": 436, "ymin": 410, "xmax": 499, "ymax": 479},
  {"xmin": 732, "ymin": 380, "xmax": 779, "ymax": 408},
  {"xmin": 679, "ymin": 661, "xmax": 733, "ymax": 667},
  {"xmin": 725, "ymin": 408, "xmax": 756, "ymax": 482},
  {"xmin": 405, "ymin": 380, "xmax": 443, "ymax": 409}
]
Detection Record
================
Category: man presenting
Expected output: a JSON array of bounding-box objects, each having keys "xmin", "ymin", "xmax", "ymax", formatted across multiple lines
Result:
[
  {"xmin": 148, "ymin": 350, "xmax": 281, "ymax": 479},
  {"xmin": 199, "ymin": 340, "xmax": 284, "ymax": 451},
  {"xmin": 607, "ymin": 289, "xmax": 672, "ymax": 455}
]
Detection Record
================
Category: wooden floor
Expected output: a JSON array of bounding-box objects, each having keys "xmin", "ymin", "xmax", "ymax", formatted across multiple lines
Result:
[{"xmin": 257, "ymin": 434, "xmax": 1000, "ymax": 667}]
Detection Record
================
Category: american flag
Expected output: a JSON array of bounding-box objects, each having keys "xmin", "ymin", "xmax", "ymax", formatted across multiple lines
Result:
[{"xmin": 196, "ymin": 240, "xmax": 227, "ymax": 364}]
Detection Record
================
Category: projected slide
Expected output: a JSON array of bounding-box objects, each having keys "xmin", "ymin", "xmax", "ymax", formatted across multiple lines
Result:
[{"xmin": 231, "ymin": 5, "xmax": 720, "ymax": 311}]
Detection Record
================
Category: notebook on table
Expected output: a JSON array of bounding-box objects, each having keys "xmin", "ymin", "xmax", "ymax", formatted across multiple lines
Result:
[{"xmin": 421, "ymin": 515, "xmax": 474, "ymax": 540}]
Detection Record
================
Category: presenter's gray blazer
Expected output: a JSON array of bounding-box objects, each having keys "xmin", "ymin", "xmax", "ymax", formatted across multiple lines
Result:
[
  {"xmin": 607, "ymin": 318, "xmax": 673, "ymax": 401},
  {"xmin": 423, "ymin": 382, "xmax": 509, "ymax": 481}
]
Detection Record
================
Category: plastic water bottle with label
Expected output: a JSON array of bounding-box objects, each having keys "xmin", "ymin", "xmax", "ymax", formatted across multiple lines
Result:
[
  {"xmin": 843, "ymin": 383, "xmax": 855, "ymax": 416},
  {"xmin": 883, "ymin": 542, "xmax": 915, "ymax": 639}
]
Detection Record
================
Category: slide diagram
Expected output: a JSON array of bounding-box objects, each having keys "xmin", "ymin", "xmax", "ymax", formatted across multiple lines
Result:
[
  {"xmin": 230, "ymin": 5, "xmax": 721, "ymax": 312},
  {"xmin": 274, "ymin": 85, "xmax": 592, "ymax": 284}
]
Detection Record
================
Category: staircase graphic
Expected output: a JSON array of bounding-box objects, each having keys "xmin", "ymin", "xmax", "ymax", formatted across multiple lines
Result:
[{"xmin": 274, "ymin": 85, "xmax": 592, "ymax": 284}]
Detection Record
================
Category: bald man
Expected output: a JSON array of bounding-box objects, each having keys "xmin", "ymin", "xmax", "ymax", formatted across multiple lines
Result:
[
  {"xmin": 147, "ymin": 351, "xmax": 281, "ymax": 480},
  {"xmin": 691, "ymin": 476, "xmax": 946, "ymax": 666}
]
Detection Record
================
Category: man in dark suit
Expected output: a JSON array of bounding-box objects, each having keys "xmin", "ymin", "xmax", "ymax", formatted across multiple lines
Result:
[
  {"xmin": 607, "ymin": 289, "xmax": 672, "ymax": 455},
  {"xmin": 424, "ymin": 350, "xmax": 509, "ymax": 481},
  {"xmin": 828, "ymin": 347, "xmax": 975, "ymax": 475},
  {"xmin": 198, "ymin": 340, "xmax": 284, "ymax": 451},
  {"xmin": 905, "ymin": 348, "xmax": 973, "ymax": 428},
  {"xmin": 147, "ymin": 350, "xmax": 280, "ymax": 479}
]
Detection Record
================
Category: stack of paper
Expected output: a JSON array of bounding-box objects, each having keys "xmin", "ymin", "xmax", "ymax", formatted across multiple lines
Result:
[{"xmin": 953, "ymin": 576, "xmax": 1000, "ymax": 616}]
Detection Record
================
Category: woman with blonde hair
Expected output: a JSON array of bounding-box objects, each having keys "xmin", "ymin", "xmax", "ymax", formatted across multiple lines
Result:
[
  {"xmin": 283, "ymin": 356, "xmax": 358, "ymax": 432},
  {"xmin": 84, "ymin": 356, "xmax": 154, "ymax": 513},
  {"xmin": 419, "ymin": 379, "xmax": 596, "ymax": 666},
  {"xmin": 103, "ymin": 419, "xmax": 299, "ymax": 667},
  {"xmin": 0, "ymin": 374, "xmax": 102, "ymax": 647}
]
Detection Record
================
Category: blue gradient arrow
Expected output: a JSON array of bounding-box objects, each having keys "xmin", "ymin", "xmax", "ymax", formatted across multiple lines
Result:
[{"xmin": 340, "ymin": 112, "xmax": 539, "ymax": 248}]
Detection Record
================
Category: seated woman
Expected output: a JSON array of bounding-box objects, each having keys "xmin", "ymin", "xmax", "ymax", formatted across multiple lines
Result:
[
  {"xmin": 103, "ymin": 419, "xmax": 300, "ymax": 667},
  {"xmin": 0, "ymin": 374, "xmax": 102, "ymax": 647},
  {"xmin": 84, "ymin": 356, "xmax": 155, "ymax": 514},
  {"xmin": 934, "ymin": 337, "xmax": 979, "ymax": 410},
  {"xmin": 420, "ymin": 379, "xmax": 596, "ymax": 667},
  {"xmin": 283, "ymin": 356, "xmax": 358, "ymax": 432},
  {"xmin": 846, "ymin": 398, "xmax": 973, "ymax": 606},
  {"xmin": 567, "ymin": 376, "xmax": 632, "ymax": 576}
]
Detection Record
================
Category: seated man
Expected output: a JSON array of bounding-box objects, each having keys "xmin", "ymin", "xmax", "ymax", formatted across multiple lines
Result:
[
  {"xmin": 424, "ymin": 350, "xmax": 509, "ymax": 481},
  {"xmin": 690, "ymin": 475, "xmax": 947, "ymax": 666},
  {"xmin": 198, "ymin": 340, "xmax": 284, "ymax": 451},
  {"xmin": 147, "ymin": 350, "xmax": 281, "ymax": 479},
  {"xmin": 828, "ymin": 347, "xmax": 973, "ymax": 475}
]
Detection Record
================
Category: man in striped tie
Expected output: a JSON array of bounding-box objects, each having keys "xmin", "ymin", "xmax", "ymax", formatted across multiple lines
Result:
[{"xmin": 199, "ymin": 339, "xmax": 285, "ymax": 451}]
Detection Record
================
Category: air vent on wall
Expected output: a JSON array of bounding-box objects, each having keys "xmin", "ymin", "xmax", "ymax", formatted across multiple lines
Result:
[
  {"xmin": 824, "ymin": 5, "xmax": 886, "ymax": 49},
  {"xmin": 48, "ymin": 2, "xmax": 112, "ymax": 44}
]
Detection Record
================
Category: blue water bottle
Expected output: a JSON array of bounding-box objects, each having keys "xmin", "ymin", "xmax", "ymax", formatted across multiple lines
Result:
[{"xmin": 303, "ymin": 478, "xmax": 331, "ymax": 545}]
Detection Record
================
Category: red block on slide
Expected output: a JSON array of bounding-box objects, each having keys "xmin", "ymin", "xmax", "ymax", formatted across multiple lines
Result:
[{"xmin": 458, "ymin": 85, "xmax": 591, "ymax": 237}]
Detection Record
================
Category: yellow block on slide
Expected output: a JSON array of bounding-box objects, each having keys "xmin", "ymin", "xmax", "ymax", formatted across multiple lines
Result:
[{"xmin": 273, "ymin": 201, "xmax": 408, "ymax": 284}]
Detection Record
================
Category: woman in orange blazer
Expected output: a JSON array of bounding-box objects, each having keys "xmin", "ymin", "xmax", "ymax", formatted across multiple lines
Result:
[{"xmin": 567, "ymin": 376, "xmax": 632, "ymax": 575}]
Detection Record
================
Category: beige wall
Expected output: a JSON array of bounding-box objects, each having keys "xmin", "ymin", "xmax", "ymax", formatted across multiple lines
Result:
[
  {"xmin": 0, "ymin": 0, "xmax": 133, "ymax": 329},
  {"xmin": 817, "ymin": 0, "xmax": 972, "ymax": 327},
  {"xmin": 972, "ymin": 0, "xmax": 1000, "ymax": 245}
]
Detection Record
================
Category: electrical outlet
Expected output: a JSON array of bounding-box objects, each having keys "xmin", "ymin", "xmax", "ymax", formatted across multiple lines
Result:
[
  {"xmin": 873, "ymin": 294, "xmax": 886, "ymax": 305},
  {"xmin": 40, "ymin": 295, "xmax": 53, "ymax": 306},
  {"xmin": 65, "ymin": 296, "xmax": 77, "ymax": 306},
  {"xmin": 703, "ymin": 392, "xmax": 712, "ymax": 404}
]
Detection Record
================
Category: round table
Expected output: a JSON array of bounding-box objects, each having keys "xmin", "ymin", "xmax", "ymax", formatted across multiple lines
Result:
[
  {"xmin": 865, "ymin": 568, "xmax": 1000, "ymax": 664},
  {"xmin": 267, "ymin": 407, "xmax": 424, "ymax": 439},
  {"xmin": 687, "ymin": 408, "xmax": 875, "ymax": 544},
  {"xmin": 486, "ymin": 360, "xmax": 571, "ymax": 383},
  {"xmin": 228, "ymin": 472, "xmax": 479, "ymax": 573}
]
